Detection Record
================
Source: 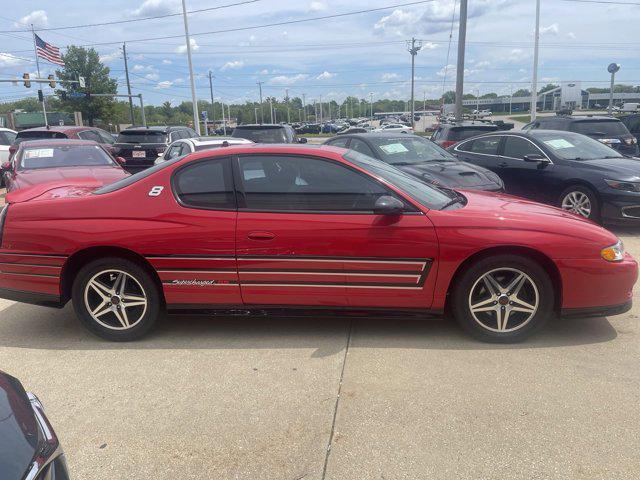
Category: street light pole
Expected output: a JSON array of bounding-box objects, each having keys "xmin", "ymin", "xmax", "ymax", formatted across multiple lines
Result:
[
  {"xmin": 530, "ymin": 0, "xmax": 541, "ymax": 122},
  {"xmin": 285, "ymin": 88, "xmax": 290, "ymax": 123},
  {"xmin": 257, "ymin": 81, "xmax": 264, "ymax": 123},
  {"xmin": 208, "ymin": 70, "xmax": 215, "ymax": 134},
  {"xmin": 454, "ymin": 0, "xmax": 468, "ymax": 122},
  {"xmin": 181, "ymin": 0, "xmax": 200, "ymax": 135},
  {"xmin": 407, "ymin": 37, "xmax": 423, "ymax": 130},
  {"xmin": 370, "ymin": 92, "xmax": 374, "ymax": 118}
]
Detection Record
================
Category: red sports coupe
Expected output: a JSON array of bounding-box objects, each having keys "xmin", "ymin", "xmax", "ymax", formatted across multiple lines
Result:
[
  {"xmin": 1, "ymin": 139, "xmax": 129, "ymax": 193},
  {"xmin": 0, "ymin": 144, "xmax": 636, "ymax": 342}
]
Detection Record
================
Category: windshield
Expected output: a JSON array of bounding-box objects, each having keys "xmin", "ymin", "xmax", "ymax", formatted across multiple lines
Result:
[
  {"xmin": 369, "ymin": 136, "xmax": 456, "ymax": 165},
  {"xmin": 116, "ymin": 130, "xmax": 166, "ymax": 144},
  {"xmin": 571, "ymin": 120, "xmax": 628, "ymax": 136},
  {"xmin": 19, "ymin": 145, "xmax": 115, "ymax": 170},
  {"xmin": 232, "ymin": 127, "xmax": 287, "ymax": 143},
  {"xmin": 14, "ymin": 131, "xmax": 67, "ymax": 145},
  {"xmin": 344, "ymin": 150, "xmax": 458, "ymax": 210},
  {"xmin": 451, "ymin": 127, "xmax": 497, "ymax": 141},
  {"xmin": 531, "ymin": 131, "xmax": 623, "ymax": 160}
]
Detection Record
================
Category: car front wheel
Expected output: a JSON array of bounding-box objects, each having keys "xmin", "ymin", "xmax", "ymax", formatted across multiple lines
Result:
[
  {"xmin": 559, "ymin": 185, "xmax": 599, "ymax": 222},
  {"xmin": 451, "ymin": 255, "xmax": 554, "ymax": 342},
  {"xmin": 72, "ymin": 258, "xmax": 161, "ymax": 341}
]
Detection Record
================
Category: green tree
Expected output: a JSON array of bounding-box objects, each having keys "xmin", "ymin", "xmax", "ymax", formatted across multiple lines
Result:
[
  {"xmin": 513, "ymin": 88, "xmax": 531, "ymax": 97},
  {"xmin": 538, "ymin": 83, "xmax": 559, "ymax": 94},
  {"xmin": 56, "ymin": 46, "xmax": 118, "ymax": 126}
]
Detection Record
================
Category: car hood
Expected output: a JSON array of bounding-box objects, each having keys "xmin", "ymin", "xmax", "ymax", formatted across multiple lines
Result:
[
  {"xmin": 0, "ymin": 371, "xmax": 38, "ymax": 480},
  {"xmin": 11, "ymin": 166, "xmax": 128, "ymax": 191},
  {"xmin": 576, "ymin": 156, "xmax": 640, "ymax": 180},
  {"xmin": 399, "ymin": 160, "xmax": 502, "ymax": 189},
  {"xmin": 429, "ymin": 189, "xmax": 618, "ymax": 248}
]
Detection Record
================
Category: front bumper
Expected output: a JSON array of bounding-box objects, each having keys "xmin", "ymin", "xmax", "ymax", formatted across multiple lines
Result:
[{"xmin": 600, "ymin": 190, "xmax": 640, "ymax": 224}]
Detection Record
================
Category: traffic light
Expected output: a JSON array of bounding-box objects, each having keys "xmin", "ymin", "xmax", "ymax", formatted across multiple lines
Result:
[
  {"xmin": 47, "ymin": 74, "xmax": 56, "ymax": 88},
  {"xmin": 23, "ymin": 73, "xmax": 30, "ymax": 88},
  {"xmin": 37, "ymin": 89, "xmax": 43, "ymax": 102}
]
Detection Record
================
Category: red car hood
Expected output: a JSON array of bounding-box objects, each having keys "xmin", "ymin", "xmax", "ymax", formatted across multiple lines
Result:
[
  {"xmin": 6, "ymin": 166, "xmax": 128, "ymax": 203},
  {"xmin": 429, "ymin": 189, "xmax": 618, "ymax": 246}
]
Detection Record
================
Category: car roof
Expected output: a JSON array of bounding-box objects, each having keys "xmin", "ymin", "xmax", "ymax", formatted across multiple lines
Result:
[
  {"xmin": 234, "ymin": 124, "xmax": 286, "ymax": 129},
  {"xmin": 190, "ymin": 136, "xmax": 253, "ymax": 146},
  {"xmin": 122, "ymin": 126, "xmax": 185, "ymax": 132},
  {"xmin": 17, "ymin": 139, "xmax": 100, "ymax": 147},
  {"xmin": 17, "ymin": 126, "xmax": 93, "ymax": 134},
  {"xmin": 537, "ymin": 115, "xmax": 621, "ymax": 122},
  {"xmin": 330, "ymin": 132, "xmax": 418, "ymax": 139}
]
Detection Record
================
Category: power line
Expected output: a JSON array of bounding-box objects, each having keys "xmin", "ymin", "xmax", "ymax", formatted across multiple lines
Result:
[{"xmin": 559, "ymin": 0, "xmax": 640, "ymax": 4}]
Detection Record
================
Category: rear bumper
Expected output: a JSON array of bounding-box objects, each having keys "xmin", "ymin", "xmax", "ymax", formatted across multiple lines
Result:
[{"xmin": 561, "ymin": 299, "xmax": 632, "ymax": 318}]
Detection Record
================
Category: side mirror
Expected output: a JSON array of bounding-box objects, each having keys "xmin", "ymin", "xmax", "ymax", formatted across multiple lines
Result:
[
  {"xmin": 1, "ymin": 161, "xmax": 12, "ymax": 172},
  {"xmin": 523, "ymin": 154, "xmax": 548, "ymax": 163},
  {"xmin": 115, "ymin": 156, "xmax": 127, "ymax": 165},
  {"xmin": 298, "ymin": 137, "xmax": 308, "ymax": 143},
  {"xmin": 373, "ymin": 195, "xmax": 404, "ymax": 215}
]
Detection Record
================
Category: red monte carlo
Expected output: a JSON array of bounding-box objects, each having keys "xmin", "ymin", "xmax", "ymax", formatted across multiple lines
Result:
[{"xmin": 0, "ymin": 144, "xmax": 636, "ymax": 342}]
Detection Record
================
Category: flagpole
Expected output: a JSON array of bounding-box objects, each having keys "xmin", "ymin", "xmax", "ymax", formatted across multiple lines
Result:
[{"xmin": 31, "ymin": 24, "xmax": 48, "ymax": 126}]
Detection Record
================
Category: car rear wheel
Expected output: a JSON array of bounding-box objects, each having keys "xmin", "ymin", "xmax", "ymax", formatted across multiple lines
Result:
[
  {"xmin": 451, "ymin": 255, "xmax": 553, "ymax": 343},
  {"xmin": 559, "ymin": 185, "xmax": 599, "ymax": 222},
  {"xmin": 72, "ymin": 258, "xmax": 161, "ymax": 341}
]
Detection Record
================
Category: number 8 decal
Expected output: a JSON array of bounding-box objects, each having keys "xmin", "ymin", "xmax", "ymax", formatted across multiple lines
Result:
[{"xmin": 148, "ymin": 186, "xmax": 164, "ymax": 197}]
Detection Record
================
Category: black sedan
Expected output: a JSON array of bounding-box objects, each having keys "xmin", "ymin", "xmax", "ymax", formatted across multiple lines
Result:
[
  {"xmin": 0, "ymin": 370, "xmax": 70, "ymax": 479},
  {"xmin": 450, "ymin": 129, "xmax": 640, "ymax": 224},
  {"xmin": 323, "ymin": 133, "xmax": 504, "ymax": 192}
]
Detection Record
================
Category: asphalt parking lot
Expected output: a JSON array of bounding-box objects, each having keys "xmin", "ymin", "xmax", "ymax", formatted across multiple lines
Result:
[{"xmin": 0, "ymin": 185, "xmax": 638, "ymax": 479}]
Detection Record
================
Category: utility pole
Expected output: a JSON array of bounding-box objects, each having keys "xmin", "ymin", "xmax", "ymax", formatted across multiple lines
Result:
[
  {"xmin": 423, "ymin": 90, "xmax": 426, "ymax": 114},
  {"xmin": 181, "ymin": 0, "xmax": 200, "ymax": 134},
  {"xmin": 476, "ymin": 87, "xmax": 480, "ymax": 111},
  {"xmin": 269, "ymin": 97, "xmax": 274, "ymax": 123},
  {"xmin": 531, "ymin": 0, "xmax": 540, "ymax": 121},
  {"xmin": 407, "ymin": 37, "xmax": 423, "ymax": 129},
  {"xmin": 256, "ymin": 81, "xmax": 264, "ymax": 123},
  {"xmin": 221, "ymin": 99, "xmax": 227, "ymax": 135},
  {"xmin": 122, "ymin": 43, "xmax": 135, "ymax": 125},
  {"xmin": 285, "ymin": 88, "xmax": 290, "ymax": 123},
  {"xmin": 370, "ymin": 92, "xmax": 374, "ymax": 118},
  {"xmin": 509, "ymin": 84, "xmax": 513, "ymax": 115},
  {"xmin": 454, "ymin": 0, "xmax": 468, "ymax": 121},
  {"xmin": 302, "ymin": 93, "xmax": 307, "ymax": 121},
  {"xmin": 208, "ymin": 71, "xmax": 216, "ymax": 133},
  {"xmin": 319, "ymin": 94, "xmax": 323, "ymax": 123}
]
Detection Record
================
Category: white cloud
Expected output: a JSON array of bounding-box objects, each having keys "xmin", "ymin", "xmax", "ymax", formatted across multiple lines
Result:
[
  {"xmin": 507, "ymin": 48, "xmax": 529, "ymax": 62},
  {"xmin": 99, "ymin": 51, "xmax": 120, "ymax": 63},
  {"xmin": 132, "ymin": 64, "xmax": 147, "ymax": 72},
  {"xmin": 540, "ymin": 23, "xmax": 559, "ymax": 36},
  {"xmin": 156, "ymin": 80, "xmax": 173, "ymax": 89},
  {"xmin": 221, "ymin": 60, "xmax": 244, "ymax": 71},
  {"xmin": 316, "ymin": 71, "xmax": 336, "ymax": 80},
  {"xmin": 269, "ymin": 74, "xmax": 308, "ymax": 85},
  {"xmin": 259, "ymin": 69, "xmax": 269, "ymax": 75},
  {"xmin": 131, "ymin": 0, "xmax": 178, "ymax": 17},
  {"xmin": 566, "ymin": 32, "xmax": 576, "ymax": 39},
  {"xmin": 173, "ymin": 77, "xmax": 184, "ymax": 84},
  {"xmin": 381, "ymin": 72, "xmax": 401, "ymax": 81},
  {"xmin": 175, "ymin": 38, "xmax": 199, "ymax": 54},
  {"xmin": 310, "ymin": 1, "xmax": 327, "ymax": 11},
  {"xmin": 0, "ymin": 53, "xmax": 29, "ymax": 68},
  {"xmin": 162, "ymin": 59, "xmax": 172, "ymax": 65},
  {"xmin": 16, "ymin": 10, "xmax": 48, "ymax": 28},
  {"xmin": 145, "ymin": 73, "xmax": 159, "ymax": 81}
]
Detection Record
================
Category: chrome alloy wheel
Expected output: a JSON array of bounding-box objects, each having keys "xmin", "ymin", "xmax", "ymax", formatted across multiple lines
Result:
[
  {"xmin": 83, "ymin": 269, "xmax": 148, "ymax": 330},
  {"xmin": 561, "ymin": 191, "xmax": 592, "ymax": 218},
  {"xmin": 468, "ymin": 268, "xmax": 539, "ymax": 333}
]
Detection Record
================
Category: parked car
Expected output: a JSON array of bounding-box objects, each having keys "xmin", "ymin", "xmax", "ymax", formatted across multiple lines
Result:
[
  {"xmin": 431, "ymin": 121, "xmax": 513, "ymax": 149},
  {"xmin": 0, "ymin": 370, "xmax": 71, "ymax": 479},
  {"xmin": 10, "ymin": 125, "xmax": 117, "ymax": 158},
  {"xmin": 1, "ymin": 139, "xmax": 129, "ymax": 193},
  {"xmin": 450, "ymin": 130, "xmax": 640, "ymax": 224},
  {"xmin": 620, "ymin": 114, "xmax": 640, "ymax": 146},
  {"xmin": 336, "ymin": 127, "xmax": 368, "ymax": 135},
  {"xmin": 374, "ymin": 123, "xmax": 413, "ymax": 134},
  {"xmin": 0, "ymin": 127, "xmax": 17, "ymax": 163},
  {"xmin": 233, "ymin": 124, "xmax": 306, "ymax": 143},
  {"xmin": 0, "ymin": 144, "xmax": 636, "ymax": 343},
  {"xmin": 324, "ymin": 133, "xmax": 503, "ymax": 192},
  {"xmin": 523, "ymin": 114, "xmax": 639, "ymax": 156},
  {"xmin": 294, "ymin": 123, "xmax": 321, "ymax": 135},
  {"xmin": 155, "ymin": 136, "xmax": 254, "ymax": 164},
  {"xmin": 113, "ymin": 126, "xmax": 198, "ymax": 172},
  {"xmin": 472, "ymin": 109, "xmax": 492, "ymax": 118},
  {"xmin": 321, "ymin": 123, "xmax": 342, "ymax": 134}
]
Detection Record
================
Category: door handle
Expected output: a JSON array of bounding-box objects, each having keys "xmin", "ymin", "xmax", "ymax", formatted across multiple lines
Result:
[
  {"xmin": 498, "ymin": 162, "xmax": 509, "ymax": 168},
  {"xmin": 247, "ymin": 231, "xmax": 276, "ymax": 240}
]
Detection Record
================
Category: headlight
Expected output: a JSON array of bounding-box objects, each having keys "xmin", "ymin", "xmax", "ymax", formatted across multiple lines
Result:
[
  {"xmin": 601, "ymin": 240, "xmax": 625, "ymax": 262},
  {"xmin": 598, "ymin": 138, "xmax": 621, "ymax": 145},
  {"xmin": 605, "ymin": 179, "xmax": 640, "ymax": 192}
]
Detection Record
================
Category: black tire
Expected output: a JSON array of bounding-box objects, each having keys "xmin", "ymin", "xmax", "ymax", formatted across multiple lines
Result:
[
  {"xmin": 72, "ymin": 257, "xmax": 161, "ymax": 341},
  {"xmin": 558, "ymin": 185, "xmax": 600, "ymax": 223},
  {"xmin": 451, "ymin": 254, "xmax": 554, "ymax": 343}
]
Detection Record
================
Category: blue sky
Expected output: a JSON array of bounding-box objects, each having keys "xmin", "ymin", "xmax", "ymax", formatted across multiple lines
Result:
[{"xmin": 0, "ymin": 0, "xmax": 637, "ymax": 106}]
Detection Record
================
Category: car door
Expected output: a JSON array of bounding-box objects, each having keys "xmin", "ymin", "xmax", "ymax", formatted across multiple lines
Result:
[
  {"xmin": 235, "ymin": 153, "xmax": 438, "ymax": 309},
  {"xmin": 453, "ymin": 135, "xmax": 503, "ymax": 172},
  {"xmin": 499, "ymin": 135, "xmax": 556, "ymax": 201},
  {"xmin": 154, "ymin": 156, "xmax": 242, "ymax": 306}
]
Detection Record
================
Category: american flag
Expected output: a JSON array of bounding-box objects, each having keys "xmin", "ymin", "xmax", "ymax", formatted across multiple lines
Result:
[{"xmin": 35, "ymin": 34, "xmax": 65, "ymax": 66}]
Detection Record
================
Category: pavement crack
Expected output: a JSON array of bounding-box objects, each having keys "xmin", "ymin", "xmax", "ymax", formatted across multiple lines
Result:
[{"xmin": 321, "ymin": 318, "xmax": 354, "ymax": 480}]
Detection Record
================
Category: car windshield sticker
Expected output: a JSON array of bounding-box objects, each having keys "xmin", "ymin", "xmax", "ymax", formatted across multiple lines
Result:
[
  {"xmin": 544, "ymin": 138, "xmax": 574, "ymax": 149},
  {"xmin": 380, "ymin": 143, "xmax": 409, "ymax": 154},
  {"xmin": 23, "ymin": 148, "xmax": 54, "ymax": 159}
]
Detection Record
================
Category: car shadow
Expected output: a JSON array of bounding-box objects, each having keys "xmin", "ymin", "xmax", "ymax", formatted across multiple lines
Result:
[{"xmin": 0, "ymin": 303, "xmax": 619, "ymax": 355}]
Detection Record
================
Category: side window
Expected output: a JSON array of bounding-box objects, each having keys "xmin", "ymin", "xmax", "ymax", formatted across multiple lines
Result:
[
  {"xmin": 96, "ymin": 129, "xmax": 115, "ymax": 144},
  {"xmin": 455, "ymin": 140, "xmax": 474, "ymax": 153},
  {"xmin": 165, "ymin": 143, "xmax": 182, "ymax": 159},
  {"xmin": 349, "ymin": 139, "xmax": 376, "ymax": 157},
  {"xmin": 169, "ymin": 132, "xmax": 180, "ymax": 142},
  {"xmin": 626, "ymin": 117, "xmax": 640, "ymax": 134},
  {"xmin": 178, "ymin": 143, "xmax": 192, "ymax": 156},
  {"xmin": 0, "ymin": 131, "xmax": 16, "ymax": 145},
  {"xmin": 173, "ymin": 157, "xmax": 235, "ymax": 209},
  {"xmin": 78, "ymin": 130, "xmax": 102, "ymax": 142},
  {"xmin": 503, "ymin": 137, "xmax": 543, "ymax": 159},
  {"xmin": 239, "ymin": 155, "xmax": 398, "ymax": 212},
  {"xmin": 326, "ymin": 137, "xmax": 350, "ymax": 148},
  {"xmin": 469, "ymin": 137, "xmax": 501, "ymax": 155}
]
